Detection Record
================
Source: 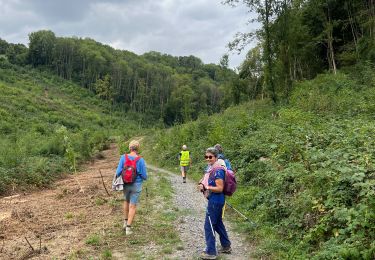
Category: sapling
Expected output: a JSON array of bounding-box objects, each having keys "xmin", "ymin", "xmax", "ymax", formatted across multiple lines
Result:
[{"xmin": 57, "ymin": 126, "xmax": 84, "ymax": 192}]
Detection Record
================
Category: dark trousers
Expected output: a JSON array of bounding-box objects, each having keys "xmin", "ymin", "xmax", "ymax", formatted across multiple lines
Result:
[{"xmin": 204, "ymin": 201, "xmax": 231, "ymax": 255}]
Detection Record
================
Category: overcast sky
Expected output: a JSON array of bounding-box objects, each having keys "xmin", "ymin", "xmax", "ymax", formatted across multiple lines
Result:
[{"xmin": 0, "ymin": 0, "xmax": 258, "ymax": 69}]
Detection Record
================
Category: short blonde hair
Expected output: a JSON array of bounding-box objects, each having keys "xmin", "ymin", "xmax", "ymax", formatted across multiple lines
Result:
[{"xmin": 129, "ymin": 140, "xmax": 140, "ymax": 151}]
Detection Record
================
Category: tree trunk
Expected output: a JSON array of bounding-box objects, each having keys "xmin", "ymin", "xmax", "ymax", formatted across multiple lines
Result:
[
  {"xmin": 265, "ymin": 0, "xmax": 277, "ymax": 103},
  {"xmin": 326, "ymin": 5, "xmax": 337, "ymax": 75}
]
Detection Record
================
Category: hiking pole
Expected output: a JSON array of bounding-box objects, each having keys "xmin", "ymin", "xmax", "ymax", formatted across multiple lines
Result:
[
  {"xmin": 226, "ymin": 202, "xmax": 257, "ymax": 226},
  {"xmin": 145, "ymin": 185, "xmax": 149, "ymax": 213},
  {"xmin": 207, "ymin": 210, "xmax": 216, "ymax": 239}
]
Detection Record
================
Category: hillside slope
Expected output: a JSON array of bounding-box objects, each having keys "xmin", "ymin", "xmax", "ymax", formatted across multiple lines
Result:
[{"xmin": 0, "ymin": 61, "xmax": 137, "ymax": 194}]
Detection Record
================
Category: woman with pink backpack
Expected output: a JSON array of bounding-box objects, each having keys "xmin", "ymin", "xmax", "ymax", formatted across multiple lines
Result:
[{"xmin": 197, "ymin": 147, "xmax": 232, "ymax": 260}]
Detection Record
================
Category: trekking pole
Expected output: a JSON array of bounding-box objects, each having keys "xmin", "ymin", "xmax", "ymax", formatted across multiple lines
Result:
[
  {"xmin": 145, "ymin": 185, "xmax": 149, "ymax": 213},
  {"xmin": 226, "ymin": 202, "xmax": 257, "ymax": 226},
  {"xmin": 207, "ymin": 210, "xmax": 216, "ymax": 239}
]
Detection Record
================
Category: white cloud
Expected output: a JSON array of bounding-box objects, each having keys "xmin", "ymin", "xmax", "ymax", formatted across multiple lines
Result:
[{"xmin": 0, "ymin": 0, "xmax": 259, "ymax": 69}]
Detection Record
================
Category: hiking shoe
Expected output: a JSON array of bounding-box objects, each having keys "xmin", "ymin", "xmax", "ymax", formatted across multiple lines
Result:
[
  {"xmin": 200, "ymin": 251, "xmax": 216, "ymax": 259},
  {"xmin": 125, "ymin": 226, "xmax": 133, "ymax": 235},
  {"xmin": 218, "ymin": 245, "xmax": 232, "ymax": 254}
]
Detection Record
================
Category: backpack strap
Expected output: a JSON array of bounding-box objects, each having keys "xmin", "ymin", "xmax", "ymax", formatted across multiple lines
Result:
[
  {"xmin": 208, "ymin": 165, "xmax": 226, "ymax": 181},
  {"xmin": 124, "ymin": 154, "xmax": 128, "ymax": 167},
  {"xmin": 124, "ymin": 154, "xmax": 141, "ymax": 165}
]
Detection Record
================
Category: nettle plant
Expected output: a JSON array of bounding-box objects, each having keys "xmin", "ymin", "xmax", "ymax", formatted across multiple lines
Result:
[{"xmin": 56, "ymin": 126, "xmax": 77, "ymax": 173}]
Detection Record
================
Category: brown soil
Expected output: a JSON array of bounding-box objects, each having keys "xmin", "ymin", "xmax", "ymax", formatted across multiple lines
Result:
[{"xmin": 0, "ymin": 144, "xmax": 121, "ymax": 259}]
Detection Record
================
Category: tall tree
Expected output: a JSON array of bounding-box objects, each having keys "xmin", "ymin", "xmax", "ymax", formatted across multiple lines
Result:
[
  {"xmin": 28, "ymin": 30, "xmax": 56, "ymax": 66},
  {"xmin": 224, "ymin": 0, "xmax": 280, "ymax": 103}
]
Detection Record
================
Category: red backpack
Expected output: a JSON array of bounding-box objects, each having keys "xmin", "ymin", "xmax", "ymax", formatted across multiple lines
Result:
[{"xmin": 122, "ymin": 154, "xmax": 141, "ymax": 184}]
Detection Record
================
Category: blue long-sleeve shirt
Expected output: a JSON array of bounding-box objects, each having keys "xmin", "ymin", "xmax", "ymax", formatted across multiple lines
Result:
[{"xmin": 116, "ymin": 154, "xmax": 147, "ymax": 183}]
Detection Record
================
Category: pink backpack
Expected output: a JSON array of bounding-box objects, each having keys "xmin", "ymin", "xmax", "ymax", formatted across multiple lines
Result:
[
  {"xmin": 199, "ymin": 165, "xmax": 237, "ymax": 197},
  {"xmin": 223, "ymin": 169, "xmax": 237, "ymax": 196}
]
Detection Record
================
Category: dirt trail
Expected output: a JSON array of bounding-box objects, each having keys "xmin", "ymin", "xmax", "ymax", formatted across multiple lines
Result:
[
  {"xmin": 147, "ymin": 165, "xmax": 252, "ymax": 260},
  {"xmin": 0, "ymin": 144, "xmax": 251, "ymax": 259}
]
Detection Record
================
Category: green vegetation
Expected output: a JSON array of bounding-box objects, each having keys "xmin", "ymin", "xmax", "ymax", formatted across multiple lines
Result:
[
  {"xmin": 1, "ymin": 1, "xmax": 374, "ymax": 258},
  {"xmin": 145, "ymin": 67, "xmax": 375, "ymax": 259},
  {"xmin": 226, "ymin": 0, "xmax": 375, "ymax": 104},
  {"xmin": 1, "ymin": 31, "xmax": 237, "ymax": 125},
  {"xmin": 0, "ymin": 61, "xmax": 137, "ymax": 194},
  {"xmin": 85, "ymin": 234, "xmax": 101, "ymax": 246}
]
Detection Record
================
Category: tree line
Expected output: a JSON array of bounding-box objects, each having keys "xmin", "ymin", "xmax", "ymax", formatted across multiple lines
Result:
[
  {"xmin": 226, "ymin": 0, "xmax": 375, "ymax": 103},
  {"xmin": 1, "ymin": 0, "xmax": 373, "ymax": 121},
  {"xmin": 0, "ymin": 31, "xmax": 237, "ymax": 125}
]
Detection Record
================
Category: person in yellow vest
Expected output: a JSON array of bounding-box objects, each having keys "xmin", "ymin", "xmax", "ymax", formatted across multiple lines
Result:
[{"xmin": 178, "ymin": 144, "xmax": 192, "ymax": 183}]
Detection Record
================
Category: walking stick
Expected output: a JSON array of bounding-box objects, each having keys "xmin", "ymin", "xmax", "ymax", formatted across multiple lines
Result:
[
  {"xmin": 226, "ymin": 202, "xmax": 257, "ymax": 226},
  {"xmin": 207, "ymin": 210, "xmax": 216, "ymax": 239}
]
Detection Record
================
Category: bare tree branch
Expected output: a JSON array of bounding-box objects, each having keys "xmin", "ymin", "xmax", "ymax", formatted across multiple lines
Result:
[{"xmin": 99, "ymin": 169, "xmax": 111, "ymax": 197}]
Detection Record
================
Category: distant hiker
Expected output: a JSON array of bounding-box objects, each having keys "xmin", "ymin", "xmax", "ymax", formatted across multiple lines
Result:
[
  {"xmin": 197, "ymin": 147, "xmax": 231, "ymax": 259},
  {"xmin": 115, "ymin": 140, "xmax": 147, "ymax": 235},
  {"xmin": 178, "ymin": 144, "xmax": 192, "ymax": 183},
  {"xmin": 214, "ymin": 144, "xmax": 232, "ymax": 171}
]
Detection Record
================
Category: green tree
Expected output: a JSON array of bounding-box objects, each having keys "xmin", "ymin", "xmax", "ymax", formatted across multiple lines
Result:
[
  {"xmin": 94, "ymin": 74, "xmax": 112, "ymax": 100},
  {"xmin": 28, "ymin": 30, "xmax": 56, "ymax": 66}
]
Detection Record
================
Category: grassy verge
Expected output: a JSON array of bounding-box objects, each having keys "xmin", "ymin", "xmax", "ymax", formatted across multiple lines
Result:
[{"xmin": 69, "ymin": 169, "xmax": 181, "ymax": 259}]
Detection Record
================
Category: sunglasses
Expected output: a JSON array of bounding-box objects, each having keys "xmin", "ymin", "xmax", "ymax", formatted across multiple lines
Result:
[{"xmin": 204, "ymin": 155, "xmax": 214, "ymax": 159}]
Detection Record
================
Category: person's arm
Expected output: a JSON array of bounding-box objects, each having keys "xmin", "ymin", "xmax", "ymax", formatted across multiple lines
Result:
[
  {"xmin": 138, "ymin": 158, "xmax": 148, "ymax": 180},
  {"xmin": 207, "ymin": 179, "xmax": 224, "ymax": 193},
  {"xmin": 116, "ymin": 155, "xmax": 125, "ymax": 177}
]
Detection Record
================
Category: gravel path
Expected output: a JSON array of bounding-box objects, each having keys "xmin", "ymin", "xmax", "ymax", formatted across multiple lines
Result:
[{"xmin": 147, "ymin": 165, "xmax": 252, "ymax": 259}]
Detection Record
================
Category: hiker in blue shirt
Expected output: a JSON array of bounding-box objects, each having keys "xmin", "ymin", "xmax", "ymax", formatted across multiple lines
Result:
[
  {"xmin": 116, "ymin": 140, "xmax": 147, "ymax": 235},
  {"xmin": 198, "ymin": 147, "xmax": 231, "ymax": 259},
  {"xmin": 214, "ymin": 144, "xmax": 232, "ymax": 171}
]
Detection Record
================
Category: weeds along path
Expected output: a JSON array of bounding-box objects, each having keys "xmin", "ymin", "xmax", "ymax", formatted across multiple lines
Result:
[
  {"xmin": 0, "ymin": 144, "xmax": 251, "ymax": 259},
  {"xmin": 0, "ymin": 144, "xmax": 122, "ymax": 259},
  {"xmin": 147, "ymin": 165, "xmax": 252, "ymax": 260}
]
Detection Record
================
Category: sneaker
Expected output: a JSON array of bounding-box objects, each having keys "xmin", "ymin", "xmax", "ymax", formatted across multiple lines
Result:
[
  {"xmin": 200, "ymin": 251, "xmax": 216, "ymax": 259},
  {"xmin": 123, "ymin": 220, "xmax": 128, "ymax": 230},
  {"xmin": 218, "ymin": 245, "xmax": 232, "ymax": 254},
  {"xmin": 183, "ymin": 179, "xmax": 186, "ymax": 183},
  {"xmin": 125, "ymin": 226, "xmax": 133, "ymax": 235}
]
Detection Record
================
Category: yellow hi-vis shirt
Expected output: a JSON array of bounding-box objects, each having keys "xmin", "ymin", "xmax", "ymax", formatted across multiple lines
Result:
[{"xmin": 180, "ymin": 151, "xmax": 190, "ymax": 166}]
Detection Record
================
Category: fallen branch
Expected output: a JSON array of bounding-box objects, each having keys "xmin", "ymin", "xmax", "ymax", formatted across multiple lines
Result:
[
  {"xmin": 24, "ymin": 236, "xmax": 34, "ymax": 251},
  {"xmin": 0, "ymin": 236, "xmax": 4, "ymax": 253},
  {"xmin": 3, "ymin": 194, "xmax": 20, "ymax": 200},
  {"xmin": 99, "ymin": 169, "xmax": 111, "ymax": 197}
]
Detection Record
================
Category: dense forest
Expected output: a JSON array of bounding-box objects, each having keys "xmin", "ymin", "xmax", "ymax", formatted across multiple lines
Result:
[{"xmin": 226, "ymin": 0, "xmax": 375, "ymax": 103}]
